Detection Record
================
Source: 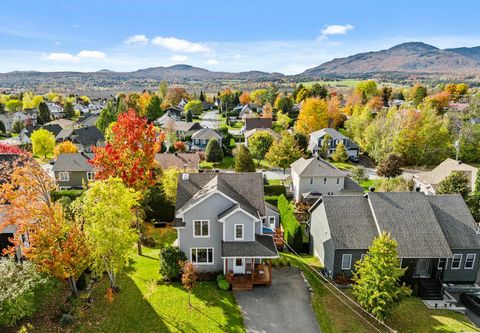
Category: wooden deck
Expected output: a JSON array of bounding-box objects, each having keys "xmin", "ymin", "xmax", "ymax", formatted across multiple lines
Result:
[{"xmin": 226, "ymin": 262, "xmax": 272, "ymax": 291}]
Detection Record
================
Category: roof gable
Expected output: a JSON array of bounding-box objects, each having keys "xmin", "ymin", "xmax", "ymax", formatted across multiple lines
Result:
[
  {"xmin": 52, "ymin": 153, "xmax": 93, "ymax": 172},
  {"xmin": 290, "ymin": 157, "xmax": 345, "ymax": 177}
]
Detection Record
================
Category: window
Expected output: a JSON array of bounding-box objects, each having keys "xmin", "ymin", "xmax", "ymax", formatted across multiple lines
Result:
[
  {"xmin": 309, "ymin": 178, "xmax": 314, "ymax": 185},
  {"xmin": 87, "ymin": 172, "xmax": 95, "ymax": 181},
  {"xmin": 191, "ymin": 248, "xmax": 214, "ymax": 264},
  {"xmin": 234, "ymin": 224, "xmax": 244, "ymax": 240},
  {"xmin": 360, "ymin": 254, "xmax": 367, "ymax": 260},
  {"xmin": 323, "ymin": 178, "xmax": 327, "ymax": 184},
  {"xmin": 438, "ymin": 258, "xmax": 446, "ymax": 270},
  {"xmin": 193, "ymin": 220, "xmax": 209, "ymax": 238},
  {"xmin": 59, "ymin": 186, "xmax": 70, "ymax": 191},
  {"xmin": 336, "ymin": 178, "xmax": 340, "ymax": 185},
  {"xmin": 451, "ymin": 254, "xmax": 462, "ymax": 269},
  {"xmin": 59, "ymin": 172, "xmax": 69, "ymax": 181},
  {"xmin": 341, "ymin": 254, "xmax": 352, "ymax": 270},
  {"xmin": 465, "ymin": 254, "xmax": 476, "ymax": 269},
  {"xmin": 268, "ymin": 216, "xmax": 275, "ymax": 226}
]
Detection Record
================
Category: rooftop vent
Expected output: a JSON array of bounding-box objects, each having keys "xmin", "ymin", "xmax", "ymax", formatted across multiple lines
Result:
[
  {"xmin": 415, "ymin": 187, "xmax": 421, "ymax": 192},
  {"xmin": 476, "ymin": 223, "xmax": 480, "ymax": 235},
  {"xmin": 182, "ymin": 173, "xmax": 189, "ymax": 181},
  {"xmin": 369, "ymin": 187, "xmax": 375, "ymax": 192}
]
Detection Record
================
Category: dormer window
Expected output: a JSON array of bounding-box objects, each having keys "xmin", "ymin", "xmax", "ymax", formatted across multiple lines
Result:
[{"xmin": 234, "ymin": 224, "xmax": 244, "ymax": 240}]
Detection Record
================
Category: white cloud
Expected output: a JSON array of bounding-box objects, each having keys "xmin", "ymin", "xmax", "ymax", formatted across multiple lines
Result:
[
  {"xmin": 206, "ymin": 58, "xmax": 218, "ymax": 65},
  {"xmin": 45, "ymin": 52, "xmax": 77, "ymax": 61},
  {"xmin": 45, "ymin": 50, "xmax": 106, "ymax": 62},
  {"xmin": 77, "ymin": 50, "xmax": 106, "ymax": 59},
  {"xmin": 319, "ymin": 24, "xmax": 354, "ymax": 40},
  {"xmin": 152, "ymin": 36, "xmax": 209, "ymax": 53},
  {"xmin": 124, "ymin": 35, "xmax": 149, "ymax": 45},
  {"xmin": 170, "ymin": 54, "xmax": 188, "ymax": 62}
]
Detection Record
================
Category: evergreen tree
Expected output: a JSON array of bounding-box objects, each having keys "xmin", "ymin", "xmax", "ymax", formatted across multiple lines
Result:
[
  {"xmin": 12, "ymin": 120, "xmax": 24, "ymax": 134},
  {"xmin": 199, "ymin": 91, "xmax": 205, "ymax": 102},
  {"xmin": 353, "ymin": 232, "xmax": 411, "ymax": 320},
  {"xmin": 64, "ymin": 101, "xmax": 75, "ymax": 120},
  {"xmin": 331, "ymin": 142, "xmax": 349, "ymax": 162},
  {"xmin": 437, "ymin": 171, "xmax": 470, "ymax": 199},
  {"xmin": 0, "ymin": 103, "xmax": 5, "ymax": 114},
  {"xmin": 37, "ymin": 101, "xmax": 51, "ymax": 125},
  {"xmin": 186, "ymin": 109, "xmax": 193, "ymax": 122},
  {"xmin": 205, "ymin": 138, "xmax": 223, "ymax": 162},
  {"xmin": 234, "ymin": 144, "xmax": 255, "ymax": 172},
  {"xmin": 0, "ymin": 120, "xmax": 5, "ymax": 134},
  {"xmin": 293, "ymin": 133, "xmax": 308, "ymax": 154},
  {"xmin": 319, "ymin": 134, "xmax": 331, "ymax": 159},
  {"xmin": 145, "ymin": 95, "xmax": 163, "ymax": 122}
]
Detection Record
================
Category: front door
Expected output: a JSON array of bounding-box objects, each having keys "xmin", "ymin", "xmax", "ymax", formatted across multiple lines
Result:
[
  {"xmin": 414, "ymin": 259, "xmax": 431, "ymax": 278},
  {"xmin": 233, "ymin": 258, "xmax": 245, "ymax": 274}
]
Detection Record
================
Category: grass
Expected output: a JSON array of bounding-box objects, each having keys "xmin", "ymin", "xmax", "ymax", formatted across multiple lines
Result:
[
  {"xmin": 330, "ymin": 161, "xmax": 354, "ymax": 170},
  {"xmin": 200, "ymin": 156, "xmax": 235, "ymax": 170},
  {"xmin": 279, "ymin": 252, "xmax": 478, "ymax": 333},
  {"xmin": 360, "ymin": 179, "xmax": 380, "ymax": 191}
]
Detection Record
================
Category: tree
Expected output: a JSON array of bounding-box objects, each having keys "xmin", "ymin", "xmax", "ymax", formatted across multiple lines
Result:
[
  {"xmin": 31, "ymin": 128, "xmax": 55, "ymax": 158},
  {"xmin": 186, "ymin": 109, "xmax": 193, "ymax": 122},
  {"xmin": 377, "ymin": 153, "xmax": 403, "ymax": 178},
  {"xmin": 293, "ymin": 133, "xmax": 308, "ymax": 154},
  {"xmin": 331, "ymin": 142, "xmax": 349, "ymax": 162},
  {"xmin": 96, "ymin": 100, "xmax": 118, "ymax": 133},
  {"xmin": 251, "ymin": 89, "xmax": 268, "ymax": 105},
  {"xmin": 77, "ymin": 178, "xmax": 139, "ymax": 290},
  {"xmin": 199, "ymin": 91, "xmax": 205, "ymax": 102},
  {"xmin": 408, "ymin": 84, "xmax": 427, "ymax": 107},
  {"xmin": 377, "ymin": 177, "xmax": 413, "ymax": 192},
  {"xmin": 266, "ymin": 132, "xmax": 303, "ymax": 172},
  {"xmin": 436, "ymin": 171, "xmax": 470, "ymax": 199},
  {"xmin": 351, "ymin": 166, "xmax": 368, "ymax": 183},
  {"xmin": 6, "ymin": 99, "xmax": 22, "ymax": 113},
  {"xmin": 205, "ymin": 138, "xmax": 223, "ymax": 162},
  {"xmin": 174, "ymin": 141, "xmax": 186, "ymax": 152},
  {"xmin": 37, "ymin": 101, "xmax": 51, "ymax": 125},
  {"xmin": 262, "ymin": 102, "xmax": 273, "ymax": 118},
  {"xmin": 162, "ymin": 167, "xmax": 180, "ymax": 204},
  {"xmin": 319, "ymin": 133, "xmax": 331, "ymax": 159},
  {"xmin": 311, "ymin": 83, "xmax": 329, "ymax": 99},
  {"xmin": 381, "ymin": 87, "xmax": 393, "ymax": 107},
  {"xmin": 0, "ymin": 120, "xmax": 5, "ymax": 133},
  {"xmin": 11, "ymin": 120, "xmax": 24, "ymax": 134},
  {"xmin": 166, "ymin": 87, "xmax": 188, "ymax": 106},
  {"xmin": 0, "ymin": 103, "xmax": 5, "ymax": 114},
  {"xmin": 159, "ymin": 81, "xmax": 168, "ymax": 99},
  {"xmin": 353, "ymin": 232, "xmax": 411, "ymax": 320},
  {"xmin": 184, "ymin": 100, "xmax": 203, "ymax": 116},
  {"xmin": 181, "ymin": 261, "xmax": 198, "ymax": 308},
  {"xmin": 234, "ymin": 144, "xmax": 255, "ymax": 172},
  {"xmin": 159, "ymin": 247, "xmax": 187, "ymax": 281},
  {"xmin": 274, "ymin": 96, "xmax": 293, "ymax": 114},
  {"xmin": 145, "ymin": 95, "xmax": 163, "ymax": 122},
  {"xmin": 54, "ymin": 140, "xmax": 78, "ymax": 157},
  {"xmin": 276, "ymin": 110, "xmax": 291, "ymax": 129},
  {"xmin": 355, "ymin": 80, "xmax": 378, "ymax": 101},
  {"xmin": 64, "ymin": 101, "xmax": 75, "ymax": 120},
  {"xmin": 248, "ymin": 131, "xmax": 274, "ymax": 163},
  {"xmin": 294, "ymin": 97, "xmax": 329, "ymax": 135},
  {"xmin": 239, "ymin": 92, "xmax": 252, "ymax": 105}
]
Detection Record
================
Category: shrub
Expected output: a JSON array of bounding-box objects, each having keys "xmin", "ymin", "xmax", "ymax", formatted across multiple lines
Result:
[
  {"xmin": 277, "ymin": 195, "xmax": 303, "ymax": 252},
  {"xmin": 264, "ymin": 184, "xmax": 287, "ymax": 196},
  {"xmin": 217, "ymin": 274, "xmax": 226, "ymax": 282},
  {"xmin": 351, "ymin": 166, "xmax": 368, "ymax": 183},
  {"xmin": 205, "ymin": 138, "xmax": 224, "ymax": 162},
  {"xmin": 159, "ymin": 247, "xmax": 187, "ymax": 281},
  {"xmin": 265, "ymin": 195, "xmax": 280, "ymax": 207},
  {"xmin": 377, "ymin": 153, "xmax": 403, "ymax": 178},
  {"xmin": 217, "ymin": 279, "xmax": 230, "ymax": 291},
  {"xmin": 50, "ymin": 189, "xmax": 85, "ymax": 202}
]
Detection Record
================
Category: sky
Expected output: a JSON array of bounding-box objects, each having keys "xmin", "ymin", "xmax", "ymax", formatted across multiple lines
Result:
[{"xmin": 1, "ymin": 0, "xmax": 480, "ymax": 74}]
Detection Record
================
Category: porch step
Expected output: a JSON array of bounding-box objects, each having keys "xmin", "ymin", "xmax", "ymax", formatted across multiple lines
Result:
[
  {"xmin": 420, "ymin": 279, "xmax": 443, "ymax": 300},
  {"xmin": 232, "ymin": 283, "xmax": 253, "ymax": 291}
]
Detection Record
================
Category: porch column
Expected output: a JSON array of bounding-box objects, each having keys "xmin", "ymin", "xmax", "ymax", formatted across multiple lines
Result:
[
  {"xmin": 225, "ymin": 258, "xmax": 228, "ymax": 279},
  {"xmin": 269, "ymin": 259, "xmax": 272, "ymax": 283},
  {"xmin": 252, "ymin": 258, "xmax": 254, "ymax": 282}
]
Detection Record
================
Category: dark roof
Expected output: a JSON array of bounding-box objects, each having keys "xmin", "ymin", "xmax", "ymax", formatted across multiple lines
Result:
[
  {"xmin": 368, "ymin": 192, "xmax": 452, "ymax": 258},
  {"xmin": 342, "ymin": 177, "xmax": 364, "ymax": 192},
  {"xmin": 175, "ymin": 172, "xmax": 265, "ymax": 216},
  {"xmin": 155, "ymin": 153, "xmax": 201, "ymax": 170},
  {"xmin": 70, "ymin": 126, "xmax": 104, "ymax": 146},
  {"xmin": 201, "ymin": 101, "xmax": 215, "ymax": 108},
  {"xmin": 52, "ymin": 153, "xmax": 93, "ymax": 172},
  {"xmin": 244, "ymin": 117, "xmax": 272, "ymax": 131},
  {"xmin": 191, "ymin": 128, "xmax": 222, "ymax": 140},
  {"xmin": 164, "ymin": 107, "xmax": 183, "ymax": 115},
  {"xmin": 222, "ymin": 234, "xmax": 279, "ymax": 257},
  {"xmin": 24, "ymin": 124, "xmax": 62, "ymax": 138},
  {"xmin": 427, "ymin": 195, "xmax": 480, "ymax": 249},
  {"xmin": 265, "ymin": 201, "xmax": 279, "ymax": 213},
  {"xmin": 173, "ymin": 217, "xmax": 185, "ymax": 227},
  {"xmin": 218, "ymin": 203, "xmax": 259, "ymax": 220},
  {"xmin": 79, "ymin": 114, "xmax": 99, "ymax": 127}
]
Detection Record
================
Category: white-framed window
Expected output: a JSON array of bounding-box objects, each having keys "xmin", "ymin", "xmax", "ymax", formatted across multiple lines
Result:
[
  {"xmin": 193, "ymin": 220, "xmax": 209, "ymax": 238},
  {"xmin": 323, "ymin": 178, "xmax": 327, "ymax": 184},
  {"xmin": 341, "ymin": 254, "xmax": 352, "ymax": 270},
  {"xmin": 87, "ymin": 172, "xmax": 95, "ymax": 181},
  {"xmin": 268, "ymin": 216, "xmax": 275, "ymax": 226},
  {"xmin": 451, "ymin": 254, "xmax": 462, "ymax": 269},
  {"xmin": 59, "ymin": 172, "xmax": 69, "ymax": 181},
  {"xmin": 191, "ymin": 248, "xmax": 214, "ymax": 265},
  {"xmin": 309, "ymin": 178, "xmax": 314, "ymax": 185},
  {"xmin": 336, "ymin": 178, "xmax": 340, "ymax": 185},
  {"xmin": 438, "ymin": 258, "xmax": 446, "ymax": 270},
  {"xmin": 360, "ymin": 253, "xmax": 367, "ymax": 260},
  {"xmin": 465, "ymin": 254, "xmax": 476, "ymax": 269},
  {"xmin": 234, "ymin": 224, "xmax": 244, "ymax": 240}
]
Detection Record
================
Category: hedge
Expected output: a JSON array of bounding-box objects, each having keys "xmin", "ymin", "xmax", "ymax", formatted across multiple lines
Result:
[
  {"xmin": 277, "ymin": 195, "xmax": 303, "ymax": 252},
  {"xmin": 264, "ymin": 185, "xmax": 287, "ymax": 196},
  {"xmin": 50, "ymin": 189, "xmax": 85, "ymax": 202},
  {"xmin": 265, "ymin": 195, "xmax": 280, "ymax": 207}
]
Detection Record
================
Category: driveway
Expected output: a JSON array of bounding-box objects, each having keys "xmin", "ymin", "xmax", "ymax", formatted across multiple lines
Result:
[
  {"xmin": 235, "ymin": 266, "xmax": 320, "ymax": 333},
  {"xmin": 200, "ymin": 110, "xmax": 219, "ymax": 129}
]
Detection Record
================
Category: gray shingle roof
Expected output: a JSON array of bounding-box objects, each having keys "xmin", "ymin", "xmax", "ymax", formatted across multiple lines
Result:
[
  {"xmin": 25, "ymin": 124, "xmax": 63, "ymax": 138},
  {"xmin": 308, "ymin": 128, "xmax": 359, "ymax": 150},
  {"xmin": 221, "ymin": 234, "xmax": 279, "ymax": 257},
  {"xmin": 218, "ymin": 203, "xmax": 259, "ymax": 220},
  {"xmin": 191, "ymin": 128, "xmax": 222, "ymax": 140},
  {"xmin": 71, "ymin": 126, "xmax": 104, "ymax": 146},
  {"xmin": 341, "ymin": 177, "xmax": 364, "ymax": 192},
  {"xmin": 244, "ymin": 118, "xmax": 272, "ymax": 131},
  {"xmin": 154, "ymin": 153, "xmax": 201, "ymax": 170},
  {"xmin": 52, "ymin": 153, "xmax": 93, "ymax": 172},
  {"xmin": 290, "ymin": 157, "xmax": 345, "ymax": 177},
  {"xmin": 415, "ymin": 158, "xmax": 478, "ymax": 191}
]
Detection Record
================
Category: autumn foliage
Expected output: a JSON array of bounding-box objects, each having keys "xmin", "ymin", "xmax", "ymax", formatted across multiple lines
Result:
[
  {"xmin": 54, "ymin": 140, "xmax": 78, "ymax": 157},
  {"xmin": 0, "ymin": 144, "xmax": 26, "ymax": 155}
]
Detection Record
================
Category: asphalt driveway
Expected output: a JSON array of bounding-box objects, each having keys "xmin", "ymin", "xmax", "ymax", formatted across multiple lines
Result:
[{"xmin": 235, "ymin": 266, "xmax": 320, "ymax": 333}]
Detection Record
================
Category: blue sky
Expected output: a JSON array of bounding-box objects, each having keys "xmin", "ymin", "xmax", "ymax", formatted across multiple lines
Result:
[{"xmin": 1, "ymin": 0, "xmax": 479, "ymax": 74}]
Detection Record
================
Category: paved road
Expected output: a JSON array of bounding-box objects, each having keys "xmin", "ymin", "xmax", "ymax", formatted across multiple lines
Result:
[
  {"xmin": 200, "ymin": 110, "xmax": 219, "ymax": 129},
  {"xmin": 235, "ymin": 267, "xmax": 320, "ymax": 333}
]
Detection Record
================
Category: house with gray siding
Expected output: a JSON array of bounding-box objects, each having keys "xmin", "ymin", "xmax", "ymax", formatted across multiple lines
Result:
[
  {"xmin": 308, "ymin": 128, "xmax": 359, "ymax": 158},
  {"xmin": 174, "ymin": 172, "xmax": 279, "ymax": 290},
  {"xmin": 52, "ymin": 153, "xmax": 95, "ymax": 190},
  {"xmin": 310, "ymin": 192, "xmax": 480, "ymax": 299}
]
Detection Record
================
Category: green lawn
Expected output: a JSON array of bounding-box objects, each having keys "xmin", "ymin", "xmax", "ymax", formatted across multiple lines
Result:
[
  {"xmin": 280, "ymin": 252, "xmax": 478, "ymax": 333},
  {"xmin": 200, "ymin": 156, "xmax": 235, "ymax": 170},
  {"xmin": 360, "ymin": 179, "xmax": 380, "ymax": 191},
  {"xmin": 330, "ymin": 161, "xmax": 354, "ymax": 170}
]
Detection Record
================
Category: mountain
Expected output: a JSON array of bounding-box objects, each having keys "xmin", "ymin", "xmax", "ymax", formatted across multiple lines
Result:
[{"xmin": 300, "ymin": 42, "xmax": 480, "ymax": 78}]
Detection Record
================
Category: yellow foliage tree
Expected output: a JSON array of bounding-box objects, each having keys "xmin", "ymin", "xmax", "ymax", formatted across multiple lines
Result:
[
  {"xmin": 54, "ymin": 141, "xmax": 78, "ymax": 157},
  {"xmin": 294, "ymin": 97, "xmax": 329, "ymax": 135}
]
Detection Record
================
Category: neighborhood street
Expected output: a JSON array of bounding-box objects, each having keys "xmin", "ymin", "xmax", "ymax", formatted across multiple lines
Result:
[{"xmin": 200, "ymin": 110, "xmax": 219, "ymax": 129}]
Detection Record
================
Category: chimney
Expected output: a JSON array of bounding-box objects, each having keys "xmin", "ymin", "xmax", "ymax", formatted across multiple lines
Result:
[
  {"xmin": 182, "ymin": 173, "xmax": 189, "ymax": 181},
  {"xmin": 369, "ymin": 187, "xmax": 375, "ymax": 192}
]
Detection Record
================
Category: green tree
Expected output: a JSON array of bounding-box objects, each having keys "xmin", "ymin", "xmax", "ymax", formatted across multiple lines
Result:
[
  {"xmin": 184, "ymin": 100, "xmax": 203, "ymax": 116},
  {"xmin": 265, "ymin": 83, "xmax": 280, "ymax": 105},
  {"xmin": 12, "ymin": 120, "xmax": 24, "ymax": 134},
  {"xmin": 63, "ymin": 101, "xmax": 75, "ymax": 119},
  {"xmin": 96, "ymin": 100, "xmax": 117, "ymax": 133},
  {"xmin": 0, "ymin": 103, "xmax": 5, "ymax": 114},
  {"xmin": 159, "ymin": 247, "xmax": 187, "ymax": 281},
  {"xmin": 266, "ymin": 132, "xmax": 303, "ymax": 172},
  {"xmin": 0, "ymin": 120, "xmax": 5, "ymax": 134},
  {"xmin": 276, "ymin": 110, "xmax": 291, "ymax": 129},
  {"xmin": 355, "ymin": 80, "xmax": 378, "ymax": 101},
  {"xmin": 31, "ymin": 128, "xmax": 55, "ymax": 158},
  {"xmin": 436, "ymin": 171, "xmax": 470, "ymax": 199},
  {"xmin": 311, "ymin": 83, "xmax": 329, "ymax": 99},
  {"xmin": 331, "ymin": 142, "xmax": 348, "ymax": 162},
  {"xmin": 351, "ymin": 166, "xmax": 368, "ymax": 183},
  {"xmin": 408, "ymin": 84, "xmax": 428, "ymax": 107},
  {"xmin": 6, "ymin": 99, "xmax": 22, "ymax": 113},
  {"xmin": 199, "ymin": 91, "xmax": 205, "ymax": 102},
  {"xmin": 77, "ymin": 178, "xmax": 139, "ymax": 290},
  {"xmin": 319, "ymin": 133, "xmax": 331, "ymax": 159},
  {"xmin": 293, "ymin": 132, "xmax": 308, "ymax": 154},
  {"xmin": 248, "ymin": 131, "xmax": 274, "ymax": 163},
  {"xmin": 145, "ymin": 95, "xmax": 163, "ymax": 123},
  {"xmin": 37, "ymin": 101, "xmax": 51, "ymax": 125},
  {"xmin": 377, "ymin": 153, "xmax": 403, "ymax": 178},
  {"xmin": 353, "ymin": 232, "xmax": 411, "ymax": 320},
  {"xmin": 377, "ymin": 177, "xmax": 413, "ymax": 192},
  {"xmin": 274, "ymin": 96, "xmax": 294, "ymax": 114},
  {"xmin": 234, "ymin": 144, "xmax": 255, "ymax": 172},
  {"xmin": 159, "ymin": 81, "xmax": 168, "ymax": 99},
  {"xmin": 205, "ymin": 138, "xmax": 223, "ymax": 162}
]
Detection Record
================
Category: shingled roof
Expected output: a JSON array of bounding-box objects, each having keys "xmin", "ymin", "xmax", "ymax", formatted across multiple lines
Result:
[
  {"xmin": 291, "ymin": 157, "xmax": 345, "ymax": 177},
  {"xmin": 415, "ymin": 158, "xmax": 478, "ymax": 191},
  {"xmin": 222, "ymin": 234, "xmax": 279, "ymax": 258},
  {"xmin": 155, "ymin": 153, "xmax": 201, "ymax": 170},
  {"xmin": 52, "ymin": 153, "xmax": 93, "ymax": 172}
]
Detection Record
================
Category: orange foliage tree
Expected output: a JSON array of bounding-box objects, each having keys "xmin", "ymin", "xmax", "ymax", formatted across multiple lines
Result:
[{"xmin": 239, "ymin": 92, "xmax": 252, "ymax": 105}]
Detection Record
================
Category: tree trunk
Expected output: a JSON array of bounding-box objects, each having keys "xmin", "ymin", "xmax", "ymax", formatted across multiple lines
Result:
[
  {"xmin": 67, "ymin": 276, "xmax": 78, "ymax": 297},
  {"xmin": 136, "ymin": 208, "xmax": 142, "ymax": 256}
]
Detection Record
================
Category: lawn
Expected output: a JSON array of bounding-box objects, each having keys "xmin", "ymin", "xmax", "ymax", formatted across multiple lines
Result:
[
  {"xmin": 280, "ymin": 252, "xmax": 479, "ymax": 333},
  {"xmin": 360, "ymin": 179, "xmax": 380, "ymax": 191},
  {"xmin": 200, "ymin": 156, "xmax": 235, "ymax": 170},
  {"xmin": 330, "ymin": 161, "xmax": 354, "ymax": 170}
]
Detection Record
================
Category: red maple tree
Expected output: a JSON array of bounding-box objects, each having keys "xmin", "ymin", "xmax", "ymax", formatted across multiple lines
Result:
[{"xmin": 0, "ymin": 143, "xmax": 26, "ymax": 155}]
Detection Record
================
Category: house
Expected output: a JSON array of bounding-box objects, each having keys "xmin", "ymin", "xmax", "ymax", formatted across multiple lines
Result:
[
  {"xmin": 232, "ymin": 104, "xmax": 255, "ymax": 119},
  {"xmin": 78, "ymin": 114, "xmax": 99, "ymax": 127},
  {"xmin": 46, "ymin": 103, "xmax": 64, "ymax": 119},
  {"xmin": 414, "ymin": 158, "xmax": 478, "ymax": 195},
  {"xmin": 173, "ymin": 172, "xmax": 279, "ymax": 289},
  {"xmin": 244, "ymin": 128, "xmax": 280, "ymax": 147},
  {"xmin": 308, "ymin": 128, "xmax": 359, "ymax": 158},
  {"xmin": 201, "ymin": 101, "xmax": 216, "ymax": 110},
  {"xmin": 178, "ymin": 98, "xmax": 188, "ymax": 110},
  {"xmin": 60, "ymin": 126, "xmax": 105, "ymax": 152},
  {"xmin": 45, "ymin": 118, "xmax": 79, "ymax": 129},
  {"xmin": 155, "ymin": 152, "xmax": 202, "ymax": 171},
  {"xmin": 290, "ymin": 157, "xmax": 364, "ymax": 202},
  {"xmin": 18, "ymin": 124, "xmax": 63, "ymax": 145},
  {"xmin": 243, "ymin": 117, "xmax": 273, "ymax": 133},
  {"xmin": 163, "ymin": 107, "xmax": 183, "ymax": 121},
  {"xmin": 0, "ymin": 111, "xmax": 37, "ymax": 132},
  {"xmin": 309, "ymin": 192, "xmax": 480, "ymax": 299},
  {"xmin": 52, "ymin": 153, "xmax": 95, "ymax": 190},
  {"xmin": 191, "ymin": 128, "xmax": 223, "ymax": 151}
]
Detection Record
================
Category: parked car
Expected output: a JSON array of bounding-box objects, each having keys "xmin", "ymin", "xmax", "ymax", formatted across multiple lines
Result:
[
  {"xmin": 460, "ymin": 292, "xmax": 480, "ymax": 315},
  {"xmin": 348, "ymin": 155, "xmax": 359, "ymax": 163}
]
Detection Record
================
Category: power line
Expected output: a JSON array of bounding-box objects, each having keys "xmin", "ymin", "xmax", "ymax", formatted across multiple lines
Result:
[{"xmin": 282, "ymin": 241, "xmax": 397, "ymax": 333}]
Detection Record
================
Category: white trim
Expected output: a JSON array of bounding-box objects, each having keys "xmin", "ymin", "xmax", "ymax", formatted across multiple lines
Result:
[
  {"xmin": 58, "ymin": 171, "xmax": 69, "ymax": 181},
  {"xmin": 367, "ymin": 195, "xmax": 382, "ymax": 236},
  {"xmin": 234, "ymin": 224, "xmax": 244, "ymax": 240},
  {"xmin": 87, "ymin": 172, "xmax": 95, "ymax": 181},
  {"xmin": 341, "ymin": 254, "xmax": 352, "ymax": 270},
  {"xmin": 218, "ymin": 206, "xmax": 260, "ymax": 222},
  {"xmin": 465, "ymin": 253, "xmax": 476, "ymax": 270},
  {"xmin": 193, "ymin": 220, "xmax": 210, "ymax": 238},
  {"xmin": 438, "ymin": 258, "xmax": 446, "ymax": 270},
  {"xmin": 451, "ymin": 254, "xmax": 462, "ymax": 270},
  {"xmin": 190, "ymin": 247, "xmax": 214, "ymax": 265},
  {"xmin": 59, "ymin": 186, "xmax": 71, "ymax": 190},
  {"xmin": 176, "ymin": 190, "xmax": 237, "ymax": 217}
]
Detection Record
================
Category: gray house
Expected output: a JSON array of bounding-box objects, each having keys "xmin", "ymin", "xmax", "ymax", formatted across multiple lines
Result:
[
  {"xmin": 310, "ymin": 192, "xmax": 480, "ymax": 299},
  {"xmin": 52, "ymin": 153, "xmax": 95, "ymax": 190},
  {"xmin": 190, "ymin": 128, "xmax": 223, "ymax": 151},
  {"xmin": 308, "ymin": 128, "xmax": 359, "ymax": 158},
  {"xmin": 174, "ymin": 172, "xmax": 279, "ymax": 290}
]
